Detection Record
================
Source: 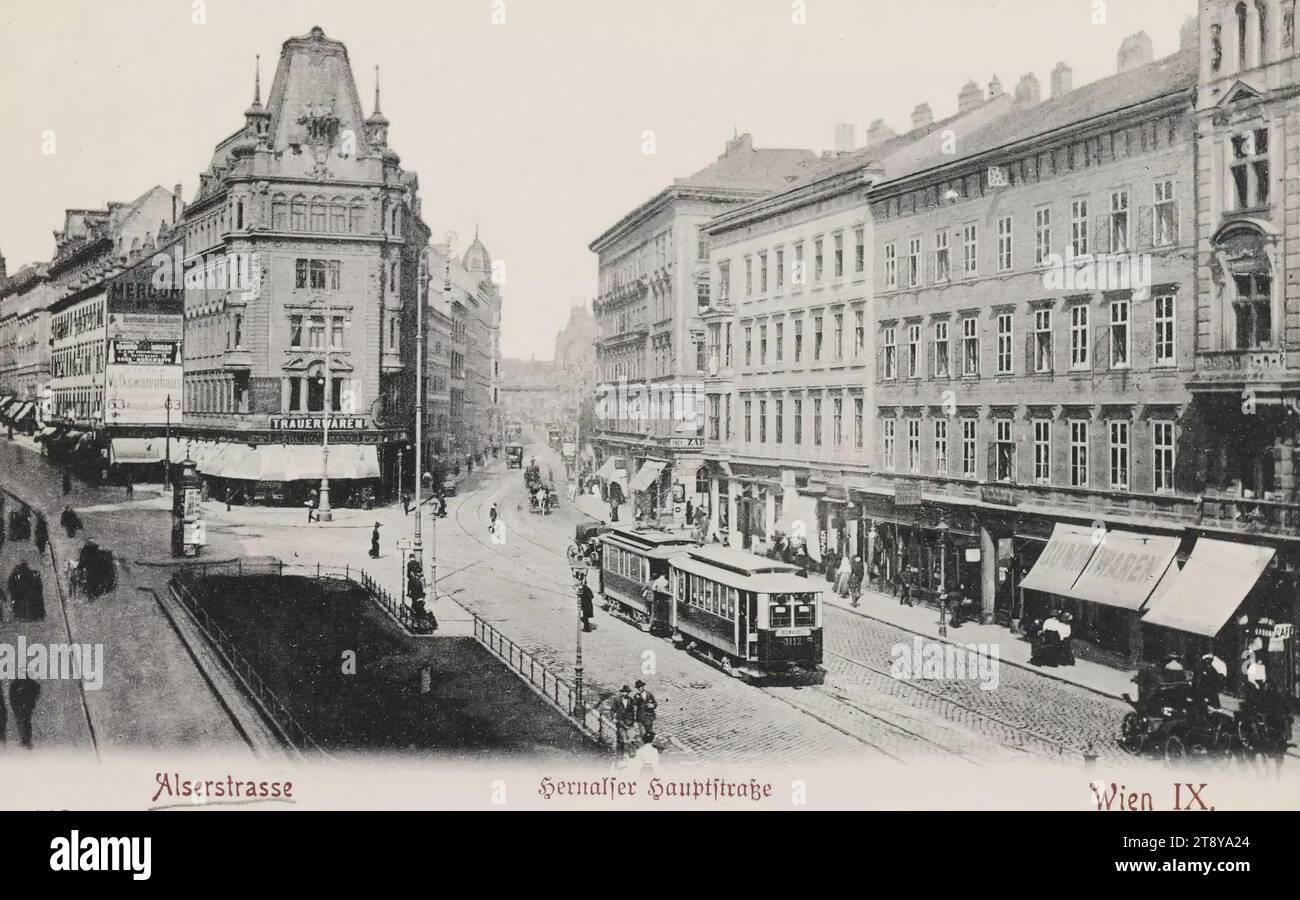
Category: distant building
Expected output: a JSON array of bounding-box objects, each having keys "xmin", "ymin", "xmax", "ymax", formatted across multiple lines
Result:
[{"xmin": 589, "ymin": 133, "xmax": 818, "ymax": 517}]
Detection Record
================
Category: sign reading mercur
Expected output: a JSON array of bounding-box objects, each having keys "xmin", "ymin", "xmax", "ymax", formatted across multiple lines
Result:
[{"xmin": 269, "ymin": 416, "xmax": 368, "ymax": 430}]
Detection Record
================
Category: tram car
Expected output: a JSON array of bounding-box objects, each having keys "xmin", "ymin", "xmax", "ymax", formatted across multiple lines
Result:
[
  {"xmin": 597, "ymin": 525, "xmax": 699, "ymax": 635},
  {"xmin": 666, "ymin": 545, "xmax": 825, "ymax": 685}
]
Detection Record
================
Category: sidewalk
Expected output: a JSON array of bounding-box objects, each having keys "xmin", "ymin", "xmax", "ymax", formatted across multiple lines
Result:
[
  {"xmin": 822, "ymin": 584, "xmax": 1136, "ymax": 699},
  {"xmin": 823, "ymin": 578, "xmax": 1300, "ymax": 756}
]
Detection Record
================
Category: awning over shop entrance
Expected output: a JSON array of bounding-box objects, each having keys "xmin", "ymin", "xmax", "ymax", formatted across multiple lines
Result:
[
  {"xmin": 1059, "ymin": 530, "xmax": 1181, "ymax": 611},
  {"xmin": 8, "ymin": 402, "xmax": 34, "ymax": 425},
  {"xmin": 110, "ymin": 437, "xmax": 167, "ymax": 465},
  {"xmin": 1019, "ymin": 523, "xmax": 1098, "ymax": 596},
  {"xmin": 627, "ymin": 459, "xmax": 666, "ymax": 493},
  {"xmin": 202, "ymin": 443, "xmax": 380, "ymax": 481},
  {"xmin": 1141, "ymin": 539, "xmax": 1275, "ymax": 637},
  {"xmin": 595, "ymin": 458, "xmax": 626, "ymax": 482}
]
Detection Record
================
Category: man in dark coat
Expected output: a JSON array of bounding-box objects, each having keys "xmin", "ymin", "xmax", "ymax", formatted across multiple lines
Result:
[
  {"xmin": 60, "ymin": 505, "xmax": 81, "ymax": 537},
  {"xmin": 370, "ymin": 523, "xmax": 381, "ymax": 559},
  {"xmin": 612, "ymin": 686, "xmax": 637, "ymax": 752},
  {"xmin": 634, "ymin": 679, "xmax": 657, "ymax": 742},
  {"xmin": 9, "ymin": 679, "xmax": 40, "ymax": 749},
  {"xmin": 8, "ymin": 562, "xmax": 44, "ymax": 621},
  {"xmin": 579, "ymin": 580, "xmax": 595, "ymax": 632}
]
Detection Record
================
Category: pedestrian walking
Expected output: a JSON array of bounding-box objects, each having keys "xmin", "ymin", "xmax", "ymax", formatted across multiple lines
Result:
[
  {"xmin": 125, "ymin": 481, "xmax": 134, "ymax": 500},
  {"xmin": 59, "ymin": 505, "xmax": 81, "ymax": 538},
  {"xmin": 633, "ymin": 679, "xmax": 657, "ymax": 742},
  {"xmin": 370, "ymin": 522, "xmax": 381, "ymax": 559},
  {"xmin": 612, "ymin": 686, "xmax": 637, "ymax": 753},
  {"xmin": 849, "ymin": 555, "xmax": 864, "ymax": 607},
  {"xmin": 488, "ymin": 502, "xmax": 498, "ymax": 532},
  {"xmin": 834, "ymin": 555, "xmax": 851, "ymax": 597},
  {"xmin": 579, "ymin": 579, "xmax": 595, "ymax": 632},
  {"xmin": 62, "ymin": 471, "xmax": 71, "ymax": 495},
  {"xmin": 402, "ymin": 490, "xmax": 412, "ymax": 515},
  {"xmin": 8, "ymin": 679, "xmax": 39, "ymax": 749},
  {"xmin": 33, "ymin": 515, "xmax": 48, "ymax": 555}
]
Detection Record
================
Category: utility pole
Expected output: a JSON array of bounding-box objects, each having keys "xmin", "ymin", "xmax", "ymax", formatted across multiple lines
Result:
[
  {"xmin": 318, "ymin": 338, "xmax": 334, "ymax": 522},
  {"xmin": 414, "ymin": 246, "xmax": 428, "ymax": 587}
]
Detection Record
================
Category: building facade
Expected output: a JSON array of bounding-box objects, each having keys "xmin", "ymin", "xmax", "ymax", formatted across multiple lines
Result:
[
  {"xmin": 860, "ymin": 37, "xmax": 1200, "ymax": 663},
  {"xmin": 590, "ymin": 134, "xmax": 818, "ymax": 519},
  {"xmin": 177, "ymin": 26, "xmax": 427, "ymax": 505}
]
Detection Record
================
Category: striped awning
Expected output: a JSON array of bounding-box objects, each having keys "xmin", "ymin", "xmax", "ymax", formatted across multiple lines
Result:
[{"xmin": 201, "ymin": 443, "xmax": 379, "ymax": 481}]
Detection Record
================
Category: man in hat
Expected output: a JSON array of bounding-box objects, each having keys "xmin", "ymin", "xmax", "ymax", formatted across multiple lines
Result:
[
  {"xmin": 633, "ymin": 679, "xmax": 657, "ymax": 742},
  {"xmin": 370, "ymin": 522, "xmax": 381, "ymax": 559},
  {"xmin": 579, "ymin": 579, "xmax": 595, "ymax": 632},
  {"xmin": 612, "ymin": 685, "xmax": 637, "ymax": 752}
]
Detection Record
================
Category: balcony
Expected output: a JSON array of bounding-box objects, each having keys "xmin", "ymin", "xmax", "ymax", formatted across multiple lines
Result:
[
  {"xmin": 1189, "ymin": 348, "xmax": 1297, "ymax": 390},
  {"xmin": 1199, "ymin": 491, "xmax": 1300, "ymax": 537},
  {"xmin": 224, "ymin": 348, "xmax": 253, "ymax": 370}
]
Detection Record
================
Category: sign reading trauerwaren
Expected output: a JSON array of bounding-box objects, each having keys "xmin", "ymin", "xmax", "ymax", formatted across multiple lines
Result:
[{"xmin": 269, "ymin": 416, "xmax": 368, "ymax": 431}]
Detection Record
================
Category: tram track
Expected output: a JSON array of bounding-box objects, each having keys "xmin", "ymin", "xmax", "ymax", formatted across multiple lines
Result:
[
  {"xmin": 443, "ymin": 446, "xmax": 1095, "ymax": 765},
  {"xmin": 817, "ymin": 647, "xmax": 1091, "ymax": 762}
]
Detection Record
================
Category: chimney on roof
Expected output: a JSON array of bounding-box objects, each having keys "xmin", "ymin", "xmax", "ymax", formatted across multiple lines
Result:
[
  {"xmin": 1050, "ymin": 62, "xmax": 1073, "ymax": 99},
  {"xmin": 911, "ymin": 103, "xmax": 934, "ymax": 130},
  {"xmin": 958, "ymin": 80, "xmax": 985, "ymax": 114},
  {"xmin": 1117, "ymin": 31, "xmax": 1154, "ymax": 73},
  {"xmin": 988, "ymin": 75, "xmax": 1004, "ymax": 98},
  {"xmin": 1014, "ymin": 73, "xmax": 1042, "ymax": 104},
  {"xmin": 834, "ymin": 122, "xmax": 856, "ymax": 153},
  {"xmin": 724, "ymin": 132, "xmax": 753, "ymax": 155},
  {"xmin": 866, "ymin": 118, "xmax": 896, "ymax": 147},
  {"xmin": 1180, "ymin": 15, "xmax": 1198, "ymax": 51}
]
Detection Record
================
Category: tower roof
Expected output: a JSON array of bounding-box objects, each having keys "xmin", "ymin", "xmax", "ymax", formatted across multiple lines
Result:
[{"xmin": 463, "ymin": 226, "xmax": 491, "ymax": 274}]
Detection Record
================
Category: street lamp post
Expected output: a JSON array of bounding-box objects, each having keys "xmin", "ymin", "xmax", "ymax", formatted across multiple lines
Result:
[
  {"xmin": 573, "ymin": 565, "xmax": 586, "ymax": 712},
  {"xmin": 317, "ymin": 317, "xmax": 351, "ymax": 523},
  {"xmin": 937, "ymin": 517, "xmax": 950, "ymax": 638},
  {"xmin": 414, "ymin": 245, "xmax": 430, "ymax": 587}
]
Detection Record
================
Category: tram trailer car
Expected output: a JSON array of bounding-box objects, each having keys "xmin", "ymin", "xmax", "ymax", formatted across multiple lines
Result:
[
  {"xmin": 597, "ymin": 526, "xmax": 699, "ymax": 635},
  {"xmin": 667, "ymin": 546, "xmax": 825, "ymax": 685},
  {"xmin": 505, "ymin": 443, "xmax": 525, "ymax": 469}
]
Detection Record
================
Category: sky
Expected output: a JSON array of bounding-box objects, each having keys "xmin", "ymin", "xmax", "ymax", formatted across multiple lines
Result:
[{"xmin": 0, "ymin": 0, "xmax": 1197, "ymax": 360}]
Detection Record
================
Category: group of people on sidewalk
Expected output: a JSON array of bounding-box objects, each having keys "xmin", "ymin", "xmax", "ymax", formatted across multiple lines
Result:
[{"xmin": 610, "ymin": 680, "xmax": 658, "ymax": 755}]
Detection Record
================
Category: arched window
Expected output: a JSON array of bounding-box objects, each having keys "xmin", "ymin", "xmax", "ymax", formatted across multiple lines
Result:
[
  {"xmin": 1238, "ymin": 3, "xmax": 1249, "ymax": 69},
  {"xmin": 330, "ymin": 197, "xmax": 346, "ymax": 233},
  {"xmin": 272, "ymin": 194, "xmax": 288, "ymax": 230},
  {"xmin": 290, "ymin": 195, "xmax": 307, "ymax": 231},
  {"xmin": 349, "ymin": 199, "xmax": 366, "ymax": 233},
  {"xmin": 310, "ymin": 197, "xmax": 326, "ymax": 232}
]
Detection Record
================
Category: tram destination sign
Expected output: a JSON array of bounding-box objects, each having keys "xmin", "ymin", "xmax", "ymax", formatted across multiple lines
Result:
[{"xmin": 269, "ymin": 415, "xmax": 369, "ymax": 431}]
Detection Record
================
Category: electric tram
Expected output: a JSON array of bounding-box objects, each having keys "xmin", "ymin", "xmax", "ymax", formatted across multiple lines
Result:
[
  {"xmin": 596, "ymin": 525, "xmax": 698, "ymax": 635},
  {"xmin": 666, "ymin": 545, "xmax": 825, "ymax": 685}
]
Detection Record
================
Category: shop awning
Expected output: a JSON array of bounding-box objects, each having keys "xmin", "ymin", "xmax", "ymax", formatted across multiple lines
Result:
[
  {"xmin": 110, "ymin": 437, "xmax": 167, "ymax": 465},
  {"xmin": 0, "ymin": 396, "xmax": 12, "ymax": 414},
  {"xmin": 595, "ymin": 458, "xmax": 626, "ymax": 482},
  {"xmin": 1058, "ymin": 530, "xmax": 1181, "ymax": 611},
  {"xmin": 1020, "ymin": 523, "xmax": 1099, "ymax": 596},
  {"xmin": 628, "ymin": 459, "xmax": 666, "ymax": 493},
  {"xmin": 1141, "ymin": 539, "xmax": 1275, "ymax": 637},
  {"xmin": 34, "ymin": 425, "xmax": 60, "ymax": 442},
  {"xmin": 203, "ymin": 443, "xmax": 380, "ymax": 482},
  {"xmin": 8, "ymin": 402, "xmax": 33, "ymax": 425}
]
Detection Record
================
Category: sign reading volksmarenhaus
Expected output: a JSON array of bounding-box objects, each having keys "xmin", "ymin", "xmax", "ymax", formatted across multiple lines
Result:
[
  {"xmin": 108, "ymin": 339, "xmax": 182, "ymax": 366},
  {"xmin": 270, "ymin": 416, "xmax": 369, "ymax": 431}
]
